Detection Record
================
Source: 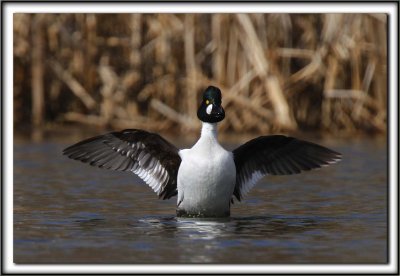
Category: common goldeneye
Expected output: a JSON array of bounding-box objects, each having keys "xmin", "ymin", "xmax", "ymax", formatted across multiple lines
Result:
[{"xmin": 63, "ymin": 86, "xmax": 341, "ymax": 217}]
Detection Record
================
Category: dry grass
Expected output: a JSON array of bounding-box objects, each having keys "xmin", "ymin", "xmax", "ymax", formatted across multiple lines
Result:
[{"xmin": 13, "ymin": 13, "xmax": 387, "ymax": 135}]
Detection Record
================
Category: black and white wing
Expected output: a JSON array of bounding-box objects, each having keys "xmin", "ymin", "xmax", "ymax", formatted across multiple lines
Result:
[
  {"xmin": 232, "ymin": 135, "xmax": 342, "ymax": 201},
  {"xmin": 63, "ymin": 129, "xmax": 181, "ymax": 199}
]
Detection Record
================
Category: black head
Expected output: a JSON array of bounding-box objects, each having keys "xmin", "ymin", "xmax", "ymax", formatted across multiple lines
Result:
[{"xmin": 197, "ymin": 86, "xmax": 225, "ymax": 123}]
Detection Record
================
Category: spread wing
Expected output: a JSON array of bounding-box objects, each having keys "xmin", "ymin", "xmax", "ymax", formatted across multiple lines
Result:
[
  {"xmin": 63, "ymin": 129, "xmax": 181, "ymax": 199},
  {"xmin": 232, "ymin": 135, "xmax": 342, "ymax": 201}
]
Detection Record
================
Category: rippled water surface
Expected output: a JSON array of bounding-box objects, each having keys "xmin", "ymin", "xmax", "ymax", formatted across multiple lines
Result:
[{"xmin": 14, "ymin": 136, "xmax": 387, "ymax": 264}]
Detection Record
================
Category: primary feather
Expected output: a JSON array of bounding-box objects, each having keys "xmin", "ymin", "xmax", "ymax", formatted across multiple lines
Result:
[{"xmin": 63, "ymin": 129, "xmax": 181, "ymax": 199}]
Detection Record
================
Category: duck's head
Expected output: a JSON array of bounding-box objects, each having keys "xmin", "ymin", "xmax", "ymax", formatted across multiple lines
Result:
[{"xmin": 197, "ymin": 86, "xmax": 225, "ymax": 123}]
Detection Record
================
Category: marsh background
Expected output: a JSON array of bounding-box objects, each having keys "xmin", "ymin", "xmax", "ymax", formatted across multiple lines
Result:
[{"xmin": 13, "ymin": 14, "xmax": 388, "ymax": 264}]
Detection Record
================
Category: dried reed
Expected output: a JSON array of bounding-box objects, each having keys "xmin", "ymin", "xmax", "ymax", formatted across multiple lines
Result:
[{"xmin": 13, "ymin": 13, "xmax": 387, "ymax": 135}]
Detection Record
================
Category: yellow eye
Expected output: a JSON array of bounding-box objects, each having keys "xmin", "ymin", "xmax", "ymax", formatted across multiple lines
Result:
[{"xmin": 205, "ymin": 100, "xmax": 210, "ymax": 105}]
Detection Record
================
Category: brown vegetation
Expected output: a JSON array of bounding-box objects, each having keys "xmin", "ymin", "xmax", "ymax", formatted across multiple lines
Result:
[{"xmin": 13, "ymin": 14, "xmax": 387, "ymax": 136}]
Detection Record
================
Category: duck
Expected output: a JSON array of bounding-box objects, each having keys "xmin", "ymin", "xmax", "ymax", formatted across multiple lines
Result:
[{"xmin": 63, "ymin": 86, "xmax": 342, "ymax": 218}]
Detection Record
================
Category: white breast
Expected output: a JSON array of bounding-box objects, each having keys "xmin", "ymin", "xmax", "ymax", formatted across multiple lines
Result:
[{"xmin": 177, "ymin": 123, "xmax": 236, "ymax": 217}]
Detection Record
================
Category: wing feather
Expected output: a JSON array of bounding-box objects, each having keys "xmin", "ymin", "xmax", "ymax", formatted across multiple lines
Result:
[
  {"xmin": 63, "ymin": 129, "xmax": 181, "ymax": 199},
  {"xmin": 233, "ymin": 135, "xmax": 341, "ymax": 201}
]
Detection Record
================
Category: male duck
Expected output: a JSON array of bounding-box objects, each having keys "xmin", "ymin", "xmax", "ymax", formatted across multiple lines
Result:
[{"xmin": 63, "ymin": 86, "xmax": 341, "ymax": 217}]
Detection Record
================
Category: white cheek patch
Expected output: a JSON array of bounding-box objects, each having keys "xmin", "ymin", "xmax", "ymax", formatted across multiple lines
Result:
[{"xmin": 206, "ymin": 104, "xmax": 213, "ymax": 115}]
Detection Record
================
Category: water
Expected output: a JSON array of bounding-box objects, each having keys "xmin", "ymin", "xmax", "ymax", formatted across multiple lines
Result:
[{"xmin": 13, "ymin": 135, "xmax": 387, "ymax": 264}]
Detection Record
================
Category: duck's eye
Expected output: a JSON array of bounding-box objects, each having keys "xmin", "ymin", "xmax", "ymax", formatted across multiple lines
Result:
[{"xmin": 205, "ymin": 100, "xmax": 210, "ymax": 105}]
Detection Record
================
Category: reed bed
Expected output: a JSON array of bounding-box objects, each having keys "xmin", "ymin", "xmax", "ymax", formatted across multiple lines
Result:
[{"xmin": 13, "ymin": 13, "xmax": 387, "ymax": 136}]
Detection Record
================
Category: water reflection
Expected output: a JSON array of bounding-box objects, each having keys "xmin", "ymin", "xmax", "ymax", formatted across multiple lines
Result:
[
  {"xmin": 137, "ymin": 215, "xmax": 323, "ymax": 240},
  {"xmin": 131, "ymin": 215, "xmax": 341, "ymax": 263}
]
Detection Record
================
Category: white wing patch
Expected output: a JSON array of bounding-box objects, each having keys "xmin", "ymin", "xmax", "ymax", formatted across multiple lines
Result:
[
  {"xmin": 130, "ymin": 143, "xmax": 170, "ymax": 195},
  {"xmin": 238, "ymin": 169, "xmax": 265, "ymax": 199}
]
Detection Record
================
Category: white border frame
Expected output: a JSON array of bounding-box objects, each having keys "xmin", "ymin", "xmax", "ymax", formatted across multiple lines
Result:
[{"xmin": 3, "ymin": 2, "xmax": 398, "ymax": 274}]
